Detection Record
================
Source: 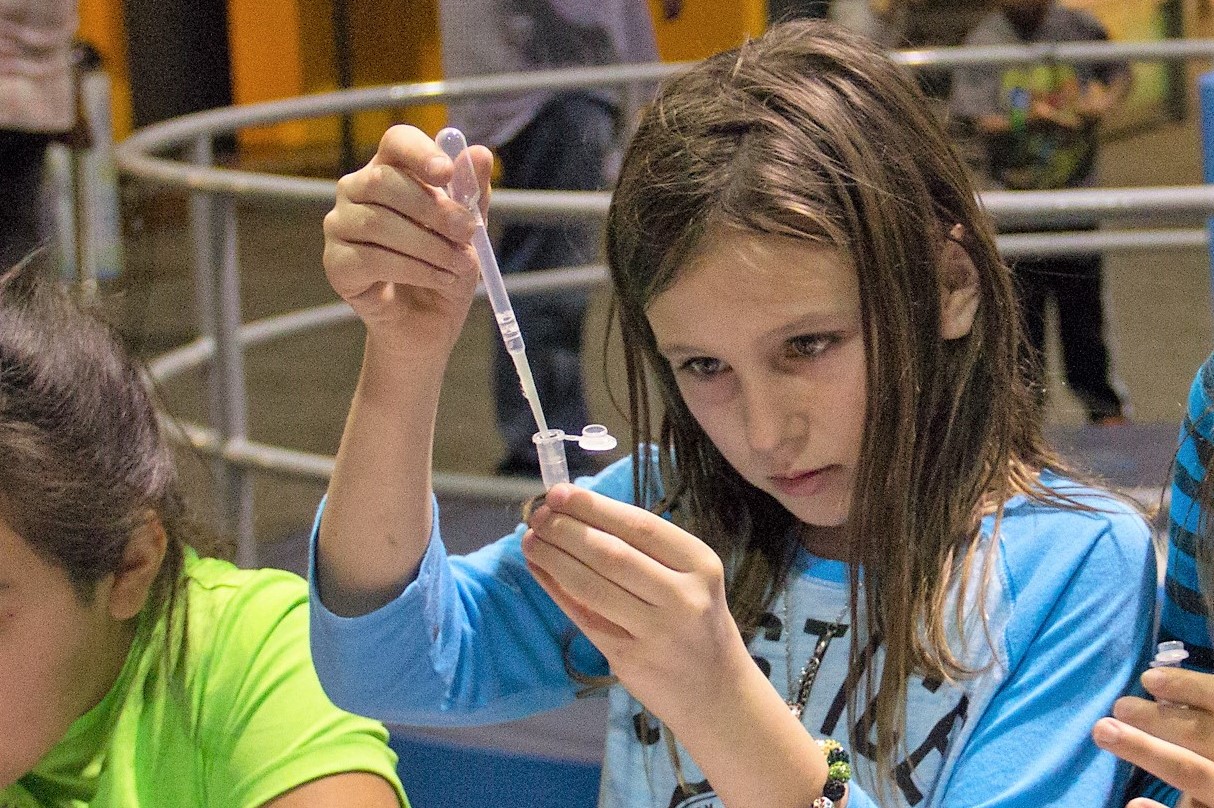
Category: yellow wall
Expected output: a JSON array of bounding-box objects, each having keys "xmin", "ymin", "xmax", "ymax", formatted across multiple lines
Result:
[
  {"xmin": 227, "ymin": 0, "xmax": 312, "ymax": 149},
  {"xmin": 1188, "ymin": 0, "xmax": 1214, "ymax": 38},
  {"xmin": 226, "ymin": 0, "xmax": 449, "ymax": 154},
  {"xmin": 650, "ymin": 0, "xmax": 765, "ymax": 62},
  {"xmin": 348, "ymin": 0, "xmax": 447, "ymax": 144},
  {"xmin": 1065, "ymin": 0, "xmax": 1168, "ymax": 38}
]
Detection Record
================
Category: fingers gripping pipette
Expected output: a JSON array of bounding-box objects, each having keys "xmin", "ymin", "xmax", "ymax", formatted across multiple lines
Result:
[{"xmin": 435, "ymin": 127, "xmax": 616, "ymax": 488}]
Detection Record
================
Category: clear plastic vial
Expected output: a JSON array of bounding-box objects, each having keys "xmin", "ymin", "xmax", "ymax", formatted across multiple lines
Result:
[
  {"xmin": 1149, "ymin": 640, "xmax": 1189, "ymax": 669},
  {"xmin": 532, "ymin": 424, "xmax": 620, "ymax": 490},
  {"xmin": 533, "ymin": 429, "xmax": 571, "ymax": 490}
]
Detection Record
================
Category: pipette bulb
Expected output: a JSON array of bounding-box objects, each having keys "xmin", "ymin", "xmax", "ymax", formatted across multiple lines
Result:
[
  {"xmin": 435, "ymin": 127, "xmax": 468, "ymax": 159},
  {"xmin": 435, "ymin": 127, "xmax": 481, "ymax": 211}
]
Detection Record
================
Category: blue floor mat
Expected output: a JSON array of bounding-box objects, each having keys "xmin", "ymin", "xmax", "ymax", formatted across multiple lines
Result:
[{"xmin": 390, "ymin": 731, "xmax": 601, "ymax": 808}]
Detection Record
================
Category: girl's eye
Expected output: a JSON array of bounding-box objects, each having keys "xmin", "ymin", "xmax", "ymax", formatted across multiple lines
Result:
[
  {"xmin": 678, "ymin": 356, "xmax": 725, "ymax": 378},
  {"xmin": 787, "ymin": 334, "xmax": 837, "ymax": 359}
]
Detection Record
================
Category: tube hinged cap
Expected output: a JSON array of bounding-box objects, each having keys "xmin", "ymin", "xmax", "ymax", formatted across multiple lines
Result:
[{"xmin": 576, "ymin": 424, "xmax": 617, "ymax": 451}]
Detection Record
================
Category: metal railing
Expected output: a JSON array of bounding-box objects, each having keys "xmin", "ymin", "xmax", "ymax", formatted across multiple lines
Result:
[{"xmin": 112, "ymin": 37, "xmax": 1214, "ymax": 564}]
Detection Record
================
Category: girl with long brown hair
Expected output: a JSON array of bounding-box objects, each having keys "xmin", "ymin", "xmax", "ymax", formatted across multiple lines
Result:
[{"xmin": 313, "ymin": 20, "xmax": 1155, "ymax": 808}]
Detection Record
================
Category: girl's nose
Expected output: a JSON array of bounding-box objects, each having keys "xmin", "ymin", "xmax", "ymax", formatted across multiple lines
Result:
[{"xmin": 741, "ymin": 377, "xmax": 799, "ymax": 455}]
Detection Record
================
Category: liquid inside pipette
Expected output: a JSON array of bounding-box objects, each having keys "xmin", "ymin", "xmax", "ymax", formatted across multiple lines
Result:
[
  {"xmin": 435, "ymin": 127, "xmax": 550, "ymax": 439},
  {"xmin": 481, "ymin": 230, "xmax": 550, "ymax": 438}
]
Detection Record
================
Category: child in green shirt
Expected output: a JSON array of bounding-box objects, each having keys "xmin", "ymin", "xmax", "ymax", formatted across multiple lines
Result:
[{"xmin": 0, "ymin": 253, "xmax": 408, "ymax": 808}]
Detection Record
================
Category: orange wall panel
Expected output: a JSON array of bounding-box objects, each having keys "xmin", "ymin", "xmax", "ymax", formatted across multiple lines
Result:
[
  {"xmin": 227, "ymin": 0, "xmax": 317, "ymax": 149},
  {"xmin": 348, "ymin": 0, "xmax": 445, "ymax": 142},
  {"xmin": 650, "ymin": 0, "xmax": 766, "ymax": 62},
  {"xmin": 227, "ymin": 0, "xmax": 445, "ymax": 153}
]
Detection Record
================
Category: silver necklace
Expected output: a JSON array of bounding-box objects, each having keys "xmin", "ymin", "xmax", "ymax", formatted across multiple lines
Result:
[{"xmin": 783, "ymin": 586, "xmax": 849, "ymax": 720}]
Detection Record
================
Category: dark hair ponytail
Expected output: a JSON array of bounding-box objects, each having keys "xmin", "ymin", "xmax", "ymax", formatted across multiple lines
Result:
[{"xmin": 0, "ymin": 251, "xmax": 198, "ymax": 615}]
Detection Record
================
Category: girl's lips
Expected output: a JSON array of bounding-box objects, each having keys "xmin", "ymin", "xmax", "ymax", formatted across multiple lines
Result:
[{"xmin": 769, "ymin": 466, "xmax": 834, "ymax": 497}]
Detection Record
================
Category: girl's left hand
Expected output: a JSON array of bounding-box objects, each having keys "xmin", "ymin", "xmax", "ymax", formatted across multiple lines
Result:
[
  {"xmin": 523, "ymin": 483, "xmax": 757, "ymax": 729},
  {"xmin": 1091, "ymin": 667, "xmax": 1214, "ymax": 808}
]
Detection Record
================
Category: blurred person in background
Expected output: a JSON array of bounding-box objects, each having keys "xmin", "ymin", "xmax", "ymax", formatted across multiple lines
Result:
[
  {"xmin": 438, "ymin": 0, "xmax": 681, "ymax": 478},
  {"xmin": 0, "ymin": 0, "xmax": 78, "ymax": 269},
  {"xmin": 950, "ymin": 0, "xmax": 1132, "ymax": 426}
]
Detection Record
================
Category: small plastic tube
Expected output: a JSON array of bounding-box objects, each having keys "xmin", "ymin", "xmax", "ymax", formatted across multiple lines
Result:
[
  {"xmin": 532, "ymin": 425, "xmax": 620, "ymax": 490},
  {"xmin": 1149, "ymin": 640, "xmax": 1189, "ymax": 707},
  {"xmin": 1150, "ymin": 640, "xmax": 1189, "ymax": 669},
  {"xmin": 534, "ymin": 429, "xmax": 571, "ymax": 490}
]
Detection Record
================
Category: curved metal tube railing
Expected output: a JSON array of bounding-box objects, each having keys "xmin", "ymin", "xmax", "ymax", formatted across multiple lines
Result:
[{"xmin": 114, "ymin": 38, "xmax": 1214, "ymax": 563}]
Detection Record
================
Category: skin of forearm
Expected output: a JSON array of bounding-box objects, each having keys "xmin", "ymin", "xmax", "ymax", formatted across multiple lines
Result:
[
  {"xmin": 316, "ymin": 330, "xmax": 449, "ymax": 617},
  {"xmin": 663, "ymin": 651, "xmax": 832, "ymax": 808}
]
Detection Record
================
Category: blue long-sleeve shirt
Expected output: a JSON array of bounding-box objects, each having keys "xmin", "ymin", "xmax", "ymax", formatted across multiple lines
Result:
[{"xmin": 310, "ymin": 458, "xmax": 1154, "ymax": 808}]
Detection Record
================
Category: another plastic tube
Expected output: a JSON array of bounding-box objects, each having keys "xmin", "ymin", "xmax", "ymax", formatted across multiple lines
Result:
[
  {"xmin": 532, "ymin": 425, "xmax": 620, "ymax": 489},
  {"xmin": 1150, "ymin": 640, "xmax": 1189, "ymax": 668},
  {"xmin": 1149, "ymin": 640, "xmax": 1189, "ymax": 707},
  {"xmin": 534, "ymin": 429, "xmax": 571, "ymax": 490}
]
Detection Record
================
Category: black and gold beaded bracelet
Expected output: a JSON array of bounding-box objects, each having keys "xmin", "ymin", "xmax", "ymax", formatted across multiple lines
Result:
[{"xmin": 812, "ymin": 739, "xmax": 851, "ymax": 808}]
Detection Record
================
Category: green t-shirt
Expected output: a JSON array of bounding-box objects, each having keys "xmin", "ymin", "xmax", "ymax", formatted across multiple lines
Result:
[{"xmin": 1, "ymin": 552, "xmax": 408, "ymax": 808}]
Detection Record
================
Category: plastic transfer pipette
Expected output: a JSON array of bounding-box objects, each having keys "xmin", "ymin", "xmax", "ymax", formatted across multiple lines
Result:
[
  {"xmin": 435, "ymin": 127, "xmax": 549, "ymax": 434},
  {"xmin": 435, "ymin": 128, "xmax": 617, "ymax": 488}
]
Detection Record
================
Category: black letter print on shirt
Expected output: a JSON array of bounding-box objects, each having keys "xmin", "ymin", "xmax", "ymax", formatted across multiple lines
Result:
[
  {"xmin": 633, "ymin": 710, "xmax": 661, "ymax": 745},
  {"xmin": 804, "ymin": 616, "xmax": 849, "ymax": 642},
  {"xmin": 667, "ymin": 780, "xmax": 719, "ymax": 808},
  {"xmin": 893, "ymin": 681, "xmax": 970, "ymax": 805},
  {"xmin": 821, "ymin": 646, "xmax": 971, "ymax": 806},
  {"xmin": 750, "ymin": 611, "xmax": 784, "ymax": 678}
]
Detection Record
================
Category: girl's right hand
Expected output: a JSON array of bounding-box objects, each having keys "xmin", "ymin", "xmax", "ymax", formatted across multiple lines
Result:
[
  {"xmin": 522, "ymin": 484, "xmax": 832, "ymax": 808},
  {"xmin": 322, "ymin": 125, "xmax": 494, "ymax": 357},
  {"xmin": 1091, "ymin": 667, "xmax": 1214, "ymax": 808}
]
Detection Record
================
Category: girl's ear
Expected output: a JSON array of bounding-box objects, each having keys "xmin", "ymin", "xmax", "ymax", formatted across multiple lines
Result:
[
  {"xmin": 107, "ymin": 514, "xmax": 168, "ymax": 621},
  {"xmin": 939, "ymin": 224, "xmax": 981, "ymax": 340}
]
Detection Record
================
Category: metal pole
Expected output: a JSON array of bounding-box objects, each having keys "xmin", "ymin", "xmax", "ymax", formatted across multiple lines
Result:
[
  {"xmin": 77, "ymin": 65, "xmax": 124, "ymax": 288},
  {"xmin": 44, "ymin": 143, "xmax": 77, "ymax": 281},
  {"xmin": 212, "ymin": 195, "xmax": 256, "ymax": 566},
  {"xmin": 189, "ymin": 138, "xmax": 256, "ymax": 564},
  {"xmin": 188, "ymin": 137, "xmax": 228, "ymax": 537}
]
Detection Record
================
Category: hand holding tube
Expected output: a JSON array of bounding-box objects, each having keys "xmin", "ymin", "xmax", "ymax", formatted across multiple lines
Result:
[{"xmin": 1092, "ymin": 659, "xmax": 1214, "ymax": 808}]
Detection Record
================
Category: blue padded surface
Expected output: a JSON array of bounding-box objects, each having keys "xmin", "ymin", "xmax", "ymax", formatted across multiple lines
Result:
[{"xmin": 390, "ymin": 730, "xmax": 601, "ymax": 808}]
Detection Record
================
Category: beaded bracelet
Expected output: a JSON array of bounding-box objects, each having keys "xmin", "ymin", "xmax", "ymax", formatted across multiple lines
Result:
[{"xmin": 812, "ymin": 739, "xmax": 851, "ymax": 808}]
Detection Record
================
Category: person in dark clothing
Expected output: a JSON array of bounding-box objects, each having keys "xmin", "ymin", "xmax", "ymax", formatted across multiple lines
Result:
[{"xmin": 950, "ymin": 0, "xmax": 1132, "ymax": 424}]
